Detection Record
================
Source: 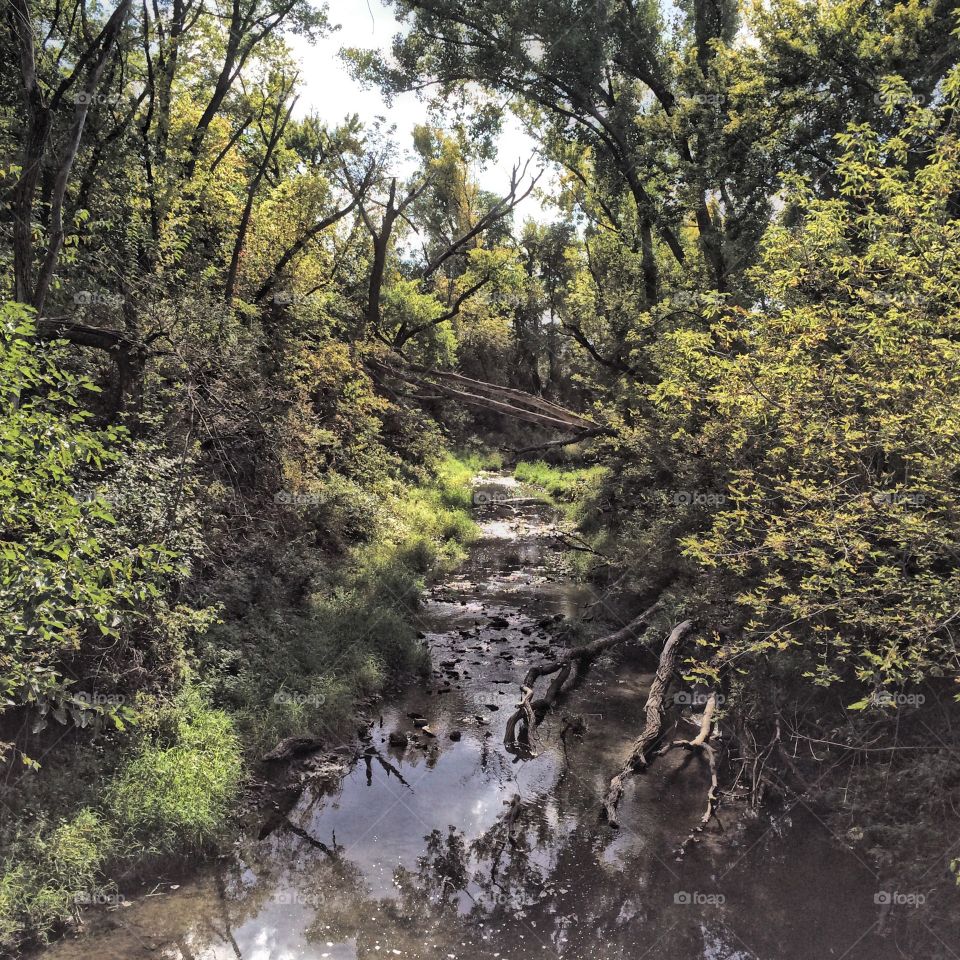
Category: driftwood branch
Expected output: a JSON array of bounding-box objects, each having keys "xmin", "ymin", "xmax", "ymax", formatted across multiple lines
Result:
[
  {"xmin": 654, "ymin": 690, "xmax": 722, "ymax": 854},
  {"xmin": 503, "ymin": 602, "xmax": 661, "ymax": 753},
  {"xmin": 602, "ymin": 619, "xmax": 694, "ymax": 826}
]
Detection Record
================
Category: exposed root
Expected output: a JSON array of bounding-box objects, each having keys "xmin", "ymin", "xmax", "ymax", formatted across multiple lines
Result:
[
  {"xmin": 601, "ymin": 619, "xmax": 694, "ymax": 826},
  {"xmin": 503, "ymin": 601, "xmax": 661, "ymax": 753}
]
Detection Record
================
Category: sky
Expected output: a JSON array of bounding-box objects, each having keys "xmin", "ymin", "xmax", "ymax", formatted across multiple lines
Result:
[{"xmin": 286, "ymin": 0, "xmax": 555, "ymax": 223}]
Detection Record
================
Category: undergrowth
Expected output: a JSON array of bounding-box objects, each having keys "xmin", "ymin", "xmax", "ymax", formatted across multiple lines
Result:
[{"xmin": 0, "ymin": 451, "xmax": 482, "ymax": 955}]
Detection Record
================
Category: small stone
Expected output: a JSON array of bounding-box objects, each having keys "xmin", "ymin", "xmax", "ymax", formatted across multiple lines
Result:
[
  {"xmin": 388, "ymin": 731, "xmax": 408, "ymax": 748},
  {"xmin": 449, "ymin": 730, "xmax": 462, "ymax": 741}
]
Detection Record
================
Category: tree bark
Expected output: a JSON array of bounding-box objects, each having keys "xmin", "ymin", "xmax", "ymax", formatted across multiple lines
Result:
[
  {"xmin": 602, "ymin": 619, "xmax": 694, "ymax": 826},
  {"xmin": 503, "ymin": 602, "xmax": 662, "ymax": 751}
]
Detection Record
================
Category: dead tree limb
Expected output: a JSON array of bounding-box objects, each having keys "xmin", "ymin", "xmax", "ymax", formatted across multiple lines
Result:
[
  {"xmin": 503, "ymin": 601, "xmax": 662, "ymax": 753},
  {"xmin": 368, "ymin": 358, "xmax": 597, "ymax": 433},
  {"xmin": 653, "ymin": 690, "xmax": 722, "ymax": 854},
  {"xmin": 507, "ymin": 428, "xmax": 612, "ymax": 457},
  {"xmin": 602, "ymin": 619, "xmax": 694, "ymax": 826},
  {"xmin": 404, "ymin": 364, "xmax": 597, "ymax": 430}
]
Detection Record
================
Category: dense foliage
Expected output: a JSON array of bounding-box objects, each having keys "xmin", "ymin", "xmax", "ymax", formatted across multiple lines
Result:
[{"xmin": 0, "ymin": 0, "xmax": 958, "ymax": 953}]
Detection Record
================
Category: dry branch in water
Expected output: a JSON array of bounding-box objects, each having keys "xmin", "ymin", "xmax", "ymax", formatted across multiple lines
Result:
[
  {"xmin": 654, "ymin": 690, "xmax": 722, "ymax": 854},
  {"xmin": 601, "ymin": 619, "xmax": 694, "ymax": 826},
  {"xmin": 503, "ymin": 601, "xmax": 661, "ymax": 753}
]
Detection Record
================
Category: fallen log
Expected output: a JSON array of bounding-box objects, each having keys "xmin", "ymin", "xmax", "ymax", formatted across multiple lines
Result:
[
  {"xmin": 503, "ymin": 601, "xmax": 661, "ymax": 753},
  {"xmin": 602, "ymin": 619, "xmax": 694, "ymax": 826},
  {"xmin": 367, "ymin": 357, "xmax": 600, "ymax": 433},
  {"xmin": 261, "ymin": 734, "xmax": 325, "ymax": 763}
]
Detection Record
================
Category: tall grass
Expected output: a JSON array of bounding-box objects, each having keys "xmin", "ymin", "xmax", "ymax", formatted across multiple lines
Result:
[{"xmin": 513, "ymin": 460, "xmax": 607, "ymax": 515}]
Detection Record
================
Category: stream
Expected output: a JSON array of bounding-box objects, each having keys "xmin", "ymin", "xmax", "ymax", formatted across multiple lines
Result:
[{"xmin": 40, "ymin": 474, "xmax": 904, "ymax": 960}]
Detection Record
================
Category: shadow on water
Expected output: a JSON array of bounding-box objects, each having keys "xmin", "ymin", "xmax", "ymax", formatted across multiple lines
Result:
[{"xmin": 38, "ymin": 474, "xmax": 910, "ymax": 960}]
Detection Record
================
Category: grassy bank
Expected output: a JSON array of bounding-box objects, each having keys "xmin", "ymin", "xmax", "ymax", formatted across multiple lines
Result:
[
  {"xmin": 513, "ymin": 459, "xmax": 609, "ymax": 576},
  {"xmin": 0, "ymin": 451, "xmax": 486, "ymax": 955},
  {"xmin": 513, "ymin": 459, "xmax": 606, "ymax": 517}
]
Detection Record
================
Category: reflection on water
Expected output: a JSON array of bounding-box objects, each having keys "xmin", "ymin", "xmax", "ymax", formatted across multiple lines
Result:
[{"xmin": 39, "ymin": 475, "xmax": 905, "ymax": 960}]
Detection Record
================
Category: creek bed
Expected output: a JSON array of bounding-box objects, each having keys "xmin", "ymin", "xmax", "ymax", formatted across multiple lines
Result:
[{"xmin": 38, "ymin": 474, "xmax": 898, "ymax": 960}]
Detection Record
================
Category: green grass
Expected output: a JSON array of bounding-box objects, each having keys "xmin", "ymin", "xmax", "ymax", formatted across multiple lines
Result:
[
  {"xmin": 513, "ymin": 460, "xmax": 612, "ymax": 579},
  {"xmin": 199, "ymin": 450, "xmax": 484, "ymax": 753},
  {"xmin": 0, "ymin": 809, "xmax": 113, "ymax": 951},
  {"xmin": 0, "ymin": 688, "xmax": 239, "ymax": 953},
  {"xmin": 106, "ymin": 689, "xmax": 242, "ymax": 856},
  {"xmin": 513, "ymin": 460, "xmax": 607, "ymax": 515}
]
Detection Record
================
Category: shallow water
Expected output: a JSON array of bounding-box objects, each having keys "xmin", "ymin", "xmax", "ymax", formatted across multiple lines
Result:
[{"xmin": 40, "ymin": 474, "xmax": 905, "ymax": 960}]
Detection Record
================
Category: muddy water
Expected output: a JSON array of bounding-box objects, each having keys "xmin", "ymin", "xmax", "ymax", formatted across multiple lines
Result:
[{"xmin": 41, "ymin": 474, "xmax": 902, "ymax": 960}]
